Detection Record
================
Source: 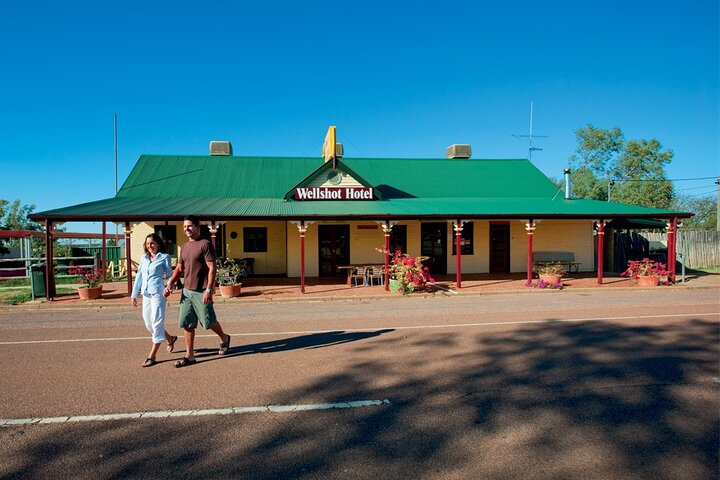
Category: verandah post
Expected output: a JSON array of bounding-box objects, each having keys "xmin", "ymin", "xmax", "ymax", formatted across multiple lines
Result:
[
  {"xmin": 300, "ymin": 221, "xmax": 306, "ymax": 294},
  {"xmin": 383, "ymin": 221, "xmax": 391, "ymax": 291},
  {"xmin": 597, "ymin": 220, "xmax": 605, "ymax": 284},
  {"xmin": 453, "ymin": 220, "xmax": 463, "ymax": 289},
  {"xmin": 525, "ymin": 220, "xmax": 535, "ymax": 285},
  {"xmin": 44, "ymin": 219, "xmax": 56, "ymax": 300},
  {"xmin": 124, "ymin": 222, "xmax": 133, "ymax": 296}
]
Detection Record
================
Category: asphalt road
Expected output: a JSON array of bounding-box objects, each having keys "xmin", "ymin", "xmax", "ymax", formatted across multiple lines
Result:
[{"xmin": 0, "ymin": 288, "xmax": 718, "ymax": 479}]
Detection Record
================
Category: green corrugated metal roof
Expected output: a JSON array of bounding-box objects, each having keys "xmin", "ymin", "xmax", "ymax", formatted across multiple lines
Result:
[
  {"xmin": 33, "ymin": 154, "xmax": 691, "ymax": 220},
  {"xmin": 116, "ymin": 155, "xmax": 558, "ymax": 199},
  {"xmin": 118, "ymin": 155, "xmax": 322, "ymax": 198},
  {"xmin": 34, "ymin": 195, "xmax": 687, "ymax": 221}
]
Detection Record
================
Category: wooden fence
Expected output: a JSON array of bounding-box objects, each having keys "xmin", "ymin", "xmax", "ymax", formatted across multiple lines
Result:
[{"xmin": 641, "ymin": 231, "xmax": 720, "ymax": 269}]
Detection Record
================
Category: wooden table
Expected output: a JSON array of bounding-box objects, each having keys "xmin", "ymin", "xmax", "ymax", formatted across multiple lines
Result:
[{"xmin": 337, "ymin": 266, "xmax": 357, "ymax": 287}]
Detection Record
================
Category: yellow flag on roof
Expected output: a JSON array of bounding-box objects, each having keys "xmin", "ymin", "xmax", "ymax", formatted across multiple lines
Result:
[{"xmin": 322, "ymin": 126, "xmax": 337, "ymax": 164}]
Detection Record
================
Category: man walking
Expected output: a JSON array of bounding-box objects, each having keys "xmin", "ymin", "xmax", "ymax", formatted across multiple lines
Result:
[{"xmin": 164, "ymin": 215, "xmax": 231, "ymax": 367}]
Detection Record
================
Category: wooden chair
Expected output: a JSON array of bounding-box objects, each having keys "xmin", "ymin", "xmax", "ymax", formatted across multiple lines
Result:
[
  {"xmin": 367, "ymin": 265, "xmax": 384, "ymax": 286},
  {"xmin": 350, "ymin": 266, "xmax": 368, "ymax": 287}
]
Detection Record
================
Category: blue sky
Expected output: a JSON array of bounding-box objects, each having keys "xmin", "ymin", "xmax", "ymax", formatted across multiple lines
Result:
[{"xmin": 1, "ymin": 1, "xmax": 718, "ymax": 232}]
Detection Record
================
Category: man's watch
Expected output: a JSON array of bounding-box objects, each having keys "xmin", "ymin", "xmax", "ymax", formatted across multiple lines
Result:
[{"xmin": 205, "ymin": 288, "xmax": 213, "ymax": 294}]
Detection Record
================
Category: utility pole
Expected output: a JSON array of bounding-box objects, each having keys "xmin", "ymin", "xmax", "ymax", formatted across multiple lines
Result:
[
  {"xmin": 716, "ymin": 177, "xmax": 719, "ymax": 231},
  {"xmin": 114, "ymin": 113, "xmax": 119, "ymax": 244}
]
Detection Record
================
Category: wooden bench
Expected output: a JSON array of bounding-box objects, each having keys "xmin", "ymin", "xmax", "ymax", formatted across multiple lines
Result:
[{"xmin": 533, "ymin": 251, "xmax": 581, "ymax": 273}]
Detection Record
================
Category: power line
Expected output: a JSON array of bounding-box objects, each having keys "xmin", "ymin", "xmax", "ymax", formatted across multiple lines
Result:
[
  {"xmin": 684, "ymin": 189, "xmax": 718, "ymax": 198},
  {"xmin": 666, "ymin": 176, "xmax": 719, "ymax": 181},
  {"xmin": 676, "ymin": 184, "xmax": 718, "ymax": 191},
  {"xmin": 614, "ymin": 176, "xmax": 718, "ymax": 183}
]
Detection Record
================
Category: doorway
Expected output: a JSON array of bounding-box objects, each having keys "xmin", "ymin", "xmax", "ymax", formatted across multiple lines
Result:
[
  {"xmin": 318, "ymin": 225, "xmax": 350, "ymax": 276},
  {"xmin": 421, "ymin": 223, "xmax": 447, "ymax": 275},
  {"xmin": 489, "ymin": 223, "xmax": 510, "ymax": 273}
]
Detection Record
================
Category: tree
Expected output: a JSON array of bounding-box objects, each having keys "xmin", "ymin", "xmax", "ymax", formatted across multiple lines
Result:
[
  {"xmin": 674, "ymin": 195, "xmax": 717, "ymax": 230},
  {"xmin": 569, "ymin": 125, "xmax": 675, "ymax": 209},
  {"xmin": 0, "ymin": 199, "xmax": 43, "ymax": 257},
  {"xmin": 0, "ymin": 199, "xmax": 8, "ymax": 255},
  {"xmin": 610, "ymin": 139, "xmax": 675, "ymax": 209},
  {"xmin": 569, "ymin": 125, "xmax": 624, "ymax": 175},
  {"xmin": 1, "ymin": 199, "xmax": 40, "ymax": 231}
]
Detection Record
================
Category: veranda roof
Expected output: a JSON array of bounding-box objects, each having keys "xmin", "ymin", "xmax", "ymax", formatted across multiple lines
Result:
[{"xmin": 32, "ymin": 155, "xmax": 691, "ymax": 221}]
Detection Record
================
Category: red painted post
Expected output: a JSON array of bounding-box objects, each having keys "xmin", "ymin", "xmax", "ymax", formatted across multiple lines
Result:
[
  {"xmin": 384, "ymin": 222, "xmax": 390, "ymax": 291},
  {"xmin": 597, "ymin": 221, "xmax": 605, "ymax": 285},
  {"xmin": 455, "ymin": 221, "xmax": 462, "ymax": 289},
  {"xmin": 300, "ymin": 221, "xmax": 306, "ymax": 294},
  {"xmin": 101, "ymin": 222, "xmax": 107, "ymax": 280},
  {"xmin": 44, "ymin": 219, "xmax": 55, "ymax": 300},
  {"xmin": 210, "ymin": 221, "xmax": 217, "ymax": 250},
  {"xmin": 669, "ymin": 217, "xmax": 678, "ymax": 283},
  {"xmin": 125, "ymin": 222, "xmax": 133, "ymax": 296},
  {"xmin": 526, "ymin": 220, "xmax": 534, "ymax": 285}
]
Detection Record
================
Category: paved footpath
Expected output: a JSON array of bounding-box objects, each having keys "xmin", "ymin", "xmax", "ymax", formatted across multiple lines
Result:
[{"xmin": 0, "ymin": 286, "xmax": 718, "ymax": 479}]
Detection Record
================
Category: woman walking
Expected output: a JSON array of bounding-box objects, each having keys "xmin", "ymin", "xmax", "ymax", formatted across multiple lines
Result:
[{"xmin": 131, "ymin": 233, "xmax": 178, "ymax": 367}]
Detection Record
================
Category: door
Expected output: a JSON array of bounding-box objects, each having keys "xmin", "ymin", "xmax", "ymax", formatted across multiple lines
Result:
[
  {"xmin": 318, "ymin": 225, "xmax": 350, "ymax": 277},
  {"xmin": 421, "ymin": 223, "xmax": 447, "ymax": 275},
  {"xmin": 489, "ymin": 223, "xmax": 510, "ymax": 273}
]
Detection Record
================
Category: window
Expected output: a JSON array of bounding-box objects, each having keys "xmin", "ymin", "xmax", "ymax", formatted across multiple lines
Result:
[
  {"xmin": 389, "ymin": 225, "xmax": 407, "ymax": 254},
  {"xmin": 243, "ymin": 227, "xmax": 267, "ymax": 253},
  {"xmin": 154, "ymin": 225, "xmax": 177, "ymax": 256},
  {"xmin": 451, "ymin": 222, "xmax": 474, "ymax": 255}
]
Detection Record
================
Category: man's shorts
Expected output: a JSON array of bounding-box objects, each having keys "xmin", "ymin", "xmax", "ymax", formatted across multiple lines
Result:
[{"xmin": 178, "ymin": 289, "xmax": 217, "ymax": 330}]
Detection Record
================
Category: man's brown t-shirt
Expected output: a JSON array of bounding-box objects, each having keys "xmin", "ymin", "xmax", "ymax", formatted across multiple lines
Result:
[{"xmin": 179, "ymin": 239, "xmax": 216, "ymax": 291}]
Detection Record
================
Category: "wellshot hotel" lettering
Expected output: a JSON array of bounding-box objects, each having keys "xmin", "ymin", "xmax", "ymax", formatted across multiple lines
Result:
[{"xmin": 294, "ymin": 187, "xmax": 374, "ymax": 200}]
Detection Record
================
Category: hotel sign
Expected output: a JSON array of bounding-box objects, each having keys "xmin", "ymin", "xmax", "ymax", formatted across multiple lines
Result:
[{"xmin": 295, "ymin": 187, "xmax": 374, "ymax": 200}]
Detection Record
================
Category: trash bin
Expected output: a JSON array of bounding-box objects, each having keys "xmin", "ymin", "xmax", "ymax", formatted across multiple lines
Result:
[{"xmin": 30, "ymin": 263, "xmax": 46, "ymax": 299}]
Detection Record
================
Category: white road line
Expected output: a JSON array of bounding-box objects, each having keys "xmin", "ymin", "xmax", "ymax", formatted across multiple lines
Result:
[
  {"xmin": 0, "ymin": 312, "xmax": 718, "ymax": 346},
  {"xmin": 0, "ymin": 399, "xmax": 392, "ymax": 428}
]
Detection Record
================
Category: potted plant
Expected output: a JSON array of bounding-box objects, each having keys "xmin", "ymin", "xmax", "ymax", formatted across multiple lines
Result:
[
  {"xmin": 621, "ymin": 258, "xmax": 667, "ymax": 286},
  {"xmin": 217, "ymin": 258, "xmax": 243, "ymax": 297},
  {"xmin": 68, "ymin": 266, "xmax": 104, "ymax": 300},
  {"xmin": 378, "ymin": 248, "xmax": 435, "ymax": 294},
  {"xmin": 535, "ymin": 262, "xmax": 565, "ymax": 285}
]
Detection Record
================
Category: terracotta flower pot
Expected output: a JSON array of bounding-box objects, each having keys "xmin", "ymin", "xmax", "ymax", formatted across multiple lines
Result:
[
  {"xmin": 78, "ymin": 286, "xmax": 102, "ymax": 300},
  {"xmin": 636, "ymin": 275, "xmax": 659, "ymax": 287},
  {"xmin": 539, "ymin": 274, "xmax": 562, "ymax": 284},
  {"xmin": 219, "ymin": 283, "xmax": 242, "ymax": 298}
]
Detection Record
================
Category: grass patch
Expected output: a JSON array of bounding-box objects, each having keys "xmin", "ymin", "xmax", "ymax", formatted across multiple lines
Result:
[
  {"xmin": 685, "ymin": 266, "xmax": 720, "ymax": 274},
  {"xmin": 0, "ymin": 287, "xmax": 76, "ymax": 305},
  {"xmin": 0, "ymin": 276, "xmax": 110, "ymax": 287}
]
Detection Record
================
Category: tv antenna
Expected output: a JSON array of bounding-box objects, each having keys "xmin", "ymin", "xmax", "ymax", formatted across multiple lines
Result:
[{"xmin": 512, "ymin": 101, "xmax": 548, "ymax": 161}]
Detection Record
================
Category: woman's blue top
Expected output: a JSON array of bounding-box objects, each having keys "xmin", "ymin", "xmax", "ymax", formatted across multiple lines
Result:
[{"xmin": 131, "ymin": 252, "xmax": 173, "ymax": 299}]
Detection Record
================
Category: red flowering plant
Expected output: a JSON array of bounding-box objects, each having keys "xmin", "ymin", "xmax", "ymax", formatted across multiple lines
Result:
[
  {"xmin": 621, "ymin": 258, "xmax": 667, "ymax": 280},
  {"xmin": 68, "ymin": 266, "xmax": 104, "ymax": 288},
  {"xmin": 376, "ymin": 248, "xmax": 435, "ymax": 293}
]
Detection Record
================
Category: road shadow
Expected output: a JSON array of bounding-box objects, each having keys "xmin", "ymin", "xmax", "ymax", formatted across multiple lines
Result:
[
  {"xmin": 192, "ymin": 329, "xmax": 395, "ymax": 363},
  {"xmin": 2, "ymin": 318, "xmax": 718, "ymax": 479}
]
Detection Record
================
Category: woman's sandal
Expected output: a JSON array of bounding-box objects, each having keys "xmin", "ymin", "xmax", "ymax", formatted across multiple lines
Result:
[
  {"xmin": 174, "ymin": 357, "xmax": 197, "ymax": 368},
  {"xmin": 142, "ymin": 358, "xmax": 157, "ymax": 368},
  {"xmin": 218, "ymin": 334, "xmax": 231, "ymax": 355},
  {"xmin": 166, "ymin": 335, "xmax": 178, "ymax": 353}
]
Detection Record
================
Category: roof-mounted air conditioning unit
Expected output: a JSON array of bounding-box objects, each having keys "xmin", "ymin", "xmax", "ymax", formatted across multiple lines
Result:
[
  {"xmin": 446, "ymin": 144, "xmax": 471, "ymax": 159},
  {"xmin": 209, "ymin": 140, "xmax": 233, "ymax": 156}
]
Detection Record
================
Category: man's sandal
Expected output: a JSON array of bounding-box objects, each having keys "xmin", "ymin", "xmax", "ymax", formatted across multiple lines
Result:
[
  {"xmin": 166, "ymin": 335, "xmax": 178, "ymax": 353},
  {"xmin": 141, "ymin": 358, "xmax": 157, "ymax": 368},
  {"xmin": 218, "ymin": 334, "xmax": 231, "ymax": 355},
  {"xmin": 174, "ymin": 357, "xmax": 197, "ymax": 368}
]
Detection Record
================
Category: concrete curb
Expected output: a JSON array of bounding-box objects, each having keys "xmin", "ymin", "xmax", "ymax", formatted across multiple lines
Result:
[{"xmin": 1, "ymin": 281, "xmax": 717, "ymax": 312}]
